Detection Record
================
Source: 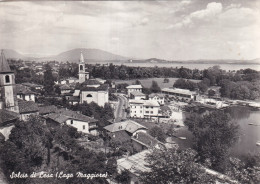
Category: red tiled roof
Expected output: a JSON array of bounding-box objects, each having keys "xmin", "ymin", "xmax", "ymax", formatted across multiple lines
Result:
[
  {"xmin": 39, "ymin": 105, "xmax": 58, "ymax": 115},
  {"xmin": 0, "ymin": 109, "xmax": 19, "ymax": 126},
  {"xmin": 18, "ymin": 100, "xmax": 39, "ymax": 114},
  {"xmin": 131, "ymin": 132, "xmax": 162, "ymax": 148}
]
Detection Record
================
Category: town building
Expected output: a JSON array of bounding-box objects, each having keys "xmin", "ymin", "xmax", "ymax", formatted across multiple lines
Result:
[
  {"xmin": 149, "ymin": 93, "xmax": 165, "ymax": 105},
  {"xmin": 131, "ymin": 132, "xmax": 164, "ymax": 152},
  {"xmin": 104, "ymin": 119, "xmax": 147, "ymax": 139},
  {"xmin": 126, "ymin": 85, "xmax": 143, "ymax": 97},
  {"xmin": 45, "ymin": 108, "xmax": 98, "ymax": 135},
  {"xmin": 130, "ymin": 91, "xmax": 146, "ymax": 100},
  {"xmin": 60, "ymin": 84, "xmax": 73, "ymax": 95},
  {"xmin": 18, "ymin": 100, "xmax": 39, "ymax": 121},
  {"xmin": 162, "ymin": 87, "xmax": 197, "ymax": 101},
  {"xmin": 129, "ymin": 100, "xmax": 160, "ymax": 119},
  {"xmin": 16, "ymin": 84, "xmax": 36, "ymax": 102}
]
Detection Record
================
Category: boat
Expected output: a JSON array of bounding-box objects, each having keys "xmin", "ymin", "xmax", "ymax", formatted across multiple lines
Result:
[
  {"xmin": 256, "ymin": 141, "xmax": 260, "ymax": 146},
  {"xmin": 248, "ymin": 123, "xmax": 254, "ymax": 125},
  {"xmin": 179, "ymin": 137, "xmax": 186, "ymax": 140}
]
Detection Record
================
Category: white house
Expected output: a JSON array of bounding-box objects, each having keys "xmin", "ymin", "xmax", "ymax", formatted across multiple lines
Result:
[
  {"xmin": 46, "ymin": 108, "xmax": 98, "ymax": 135},
  {"xmin": 129, "ymin": 100, "xmax": 160, "ymax": 119},
  {"xmin": 126, "ymin": 85, "xmax": 143, "ymax": 97},
  {"xmin": 149, "ymin": 93, "xmax": 165, "ymax": 105},
  {"xmin": 130, "ymin": 91, "xmax": 146, "ymax": 100},
  {"xmin": 16, "ymin": 84, "xmax": 36, "ymax": 102}
]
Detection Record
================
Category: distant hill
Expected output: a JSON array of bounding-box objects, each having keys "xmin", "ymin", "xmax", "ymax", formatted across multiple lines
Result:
[
  {"xmin": 38, "ymin": 48, "xmax": 128, "ymax": 62},
  {"xmin": 0, "ymin": 49, "xmax": 32, "ymax": 60}
]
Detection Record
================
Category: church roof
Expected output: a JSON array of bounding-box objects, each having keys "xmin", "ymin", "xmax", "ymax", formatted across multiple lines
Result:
[
  {"xmin": 81, "ymin": 79, "xmax": 101, "ymax": 86},
  {"xmin": 0, "ymin": 50, "xmax": 12, "ymax": 73},
  {"xmin": 80, "ymin": 84, "xmax": 109, "ymax": 91}
]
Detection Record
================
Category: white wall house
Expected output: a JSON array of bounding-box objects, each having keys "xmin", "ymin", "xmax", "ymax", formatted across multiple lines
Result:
[
  {"xmin": 46, "ymin": 108, "xmax": 98, "ymax": 136},
  {"xmin": 80, "ymin": 90, "xmax": 109, "ymax": 107},
  {"xmin": 126, "ymin": 85, "xmax": 143, "ymax": 97},
  {"xmin": 149, "ymin": 93, "xmax": 165, "ymax": 105},
  {"xmin": 129, "ymin": 100, "xmax": 160, "ymax": 119}
]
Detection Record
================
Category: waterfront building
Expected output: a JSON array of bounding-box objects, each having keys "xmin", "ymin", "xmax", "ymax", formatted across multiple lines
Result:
[{"xmin": 162, "ymin": 87, "xmax": 197, "ymax": 101}]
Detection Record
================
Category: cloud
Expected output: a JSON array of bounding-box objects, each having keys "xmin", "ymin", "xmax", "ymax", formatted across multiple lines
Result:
[{"xmin": 168, "ymin": 2, "xmax": 222, "ymax": 29}]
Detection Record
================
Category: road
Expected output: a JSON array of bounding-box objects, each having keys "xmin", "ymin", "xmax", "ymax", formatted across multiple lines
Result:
[{"xmin": 114, "ymin": 93, "xmax": 128, "ymax": 122}]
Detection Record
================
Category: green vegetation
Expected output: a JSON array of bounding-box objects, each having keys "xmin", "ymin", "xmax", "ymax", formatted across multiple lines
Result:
[
  {"xmin": 0, "ymin": 116, "xmax": 112, "ymax": 184},
  {"xmin": 43, "ymin": 64, "xmax": 55, "ymax": 95},
  {"xmin": 140, "ymin": 147, "xmax": 216, "ymax": 184},
  {"xmin": 185, "ymin": 110, "xmax": 240, "ymax": 172}
]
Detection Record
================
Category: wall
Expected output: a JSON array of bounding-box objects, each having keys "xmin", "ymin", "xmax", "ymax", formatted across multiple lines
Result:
[
  {"xmin": 81, "ymin": 90, "xmax": 108, "ymax": 107},
  {"xmin": 130, "ymin": 104, "xmax": 144, "ymax": 118}
]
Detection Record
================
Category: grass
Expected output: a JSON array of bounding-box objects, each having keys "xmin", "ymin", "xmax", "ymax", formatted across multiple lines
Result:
[{"xmin": 114, "ymin": 77, "xmax": 201, "ymax": 89}]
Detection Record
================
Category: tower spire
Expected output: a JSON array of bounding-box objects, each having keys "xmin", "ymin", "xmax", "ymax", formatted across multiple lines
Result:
[
  {"xmin": 0, "ymin": 50, "xmax": 11, "ymax": 73},
  {"xmin": 80, "ymin": 51, "xmax": 84, "ymax": 63}
]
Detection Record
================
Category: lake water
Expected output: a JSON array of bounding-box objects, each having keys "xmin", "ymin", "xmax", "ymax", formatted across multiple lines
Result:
[
  {"xmin": 119, "ymin": 62, "xmax": 260, "ymax": 71},
  {"xmin": 173, "ymin": 106, "xmax": 260, "ymax": 158}
]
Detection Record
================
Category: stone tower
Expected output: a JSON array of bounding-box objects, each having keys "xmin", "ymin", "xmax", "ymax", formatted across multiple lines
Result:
[
  {"xmin": 0, "ymin": 50, "xmax": 19, "ymax": 113},
  {"xmin": 78, "ymin": 51, "xmax": 89, "ymax": 83}
]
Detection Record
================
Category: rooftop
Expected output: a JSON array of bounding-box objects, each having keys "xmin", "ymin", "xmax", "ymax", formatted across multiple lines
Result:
[
  {"xmin": 16, "ymin": 84, "xmax": 35, "ymax": 95},
  {"xmin": 80, "ymin": 84, "xmax": 109, "ymax": 91},
  {"xmin": 46, "ymin": 108, "xmax": 97, "ymax": 124},
  {"xmin": 60, "ymin": 84, "xmax": 72, "ymax": 90},
  {"xmin": 149, "ymin": 93, "xmax": 164, "ymax": 98},
  {"xmin": 104, "ymin": 119, "xmax": 147, "ymax": 134},
  {"xmin": 132, "ymin": 132, "xmax": 163, "ymax": 148},
  {"xmin": 39, "ymin": 105, "xmax": 58, "ymax": 115},
  {"xmin": 82, "ymin": 79, "xmax": 101, "ymax": 86},
  {"xmin": 18, "ymin": 100, "xmax": 39, "ymax": 114},
  {"xmin": 130, "ymin": 91, "xmax": 145, "ymax": 96},
  {"xmin": 129, "ymin": 100, "xmax": 160, "ymax": 107},
  {"xmin": 0, "ymin": 109, "xmax": 19, "ymax": 126},
  {"xmin": 0, "ymin": 50, "xmax": 12, "ymax": 73},
  {"xmin": 117, "ymin": 150, "xmax": 150, "ymax": 176},
  {"xmin": 126, "ymin": 85, "xmax": 143, "ymax": 89},
  {"xmin": 162, "ymin": 87, "xmax": 196, "ymax": 95}
]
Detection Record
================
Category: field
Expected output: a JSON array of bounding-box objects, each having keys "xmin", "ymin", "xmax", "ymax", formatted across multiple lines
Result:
[{"xmin": 114, "ymin": 77, "xmax": 201, "ymax": 89}]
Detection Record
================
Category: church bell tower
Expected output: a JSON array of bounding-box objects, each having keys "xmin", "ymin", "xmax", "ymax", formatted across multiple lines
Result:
[
  {"xmin": 0, "ymin": 50, "xmax": 19, "ymax": 113},
  {"xmin": 78, "ymin": 51, "xmax": 89, "ymax": 83}
]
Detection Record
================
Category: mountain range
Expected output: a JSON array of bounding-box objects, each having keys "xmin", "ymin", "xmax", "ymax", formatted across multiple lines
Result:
[{"xmin": 1, "ymin": 48, "xmax": 260, "ymax": 65}]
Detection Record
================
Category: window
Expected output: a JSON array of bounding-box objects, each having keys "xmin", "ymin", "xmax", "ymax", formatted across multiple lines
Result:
[
  {"xmin": 5, "ymin": 75, "xmax": 10, "ymax": 83},
  {"xmin": 140, "ymin": 111, "xmax": 142, "ymax": 113},
  {"xmin": 80, "ymin": 65, "xmax": 83, "ymax": 70},
  {"xmin": 145, "ymin": 111, "xmax": 149, "ymax": 113},
  {"xmin": 150, "ymin": 111, "xmax": 153, "ymax": 114},
  {"xmin": 83, "ymin": 125, "xmax": 85, "ymax": 130},
  {"xmin": 87, "ymin": 94, "xmax": 92, "ymax": 97},
  {"xmin": 71, "ymin": 120, "xmax": 73, "ymax": 125}
]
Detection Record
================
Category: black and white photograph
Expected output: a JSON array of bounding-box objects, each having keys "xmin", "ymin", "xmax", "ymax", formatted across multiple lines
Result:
[{"xmin": 0, "ymin": 0, "xmax": 260, "ymax": 183}]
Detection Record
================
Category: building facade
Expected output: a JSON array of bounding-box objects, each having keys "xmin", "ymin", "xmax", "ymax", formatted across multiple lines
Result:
[
  {"xmin": 129, "ymin": 100, "xmax": 160, "ymax": 119},
  {"xmin": 78, "ymin": 51, "xmax": 89, "ymax": 83},
  {"xmin": 126, "ymin": 85, "xmax": 143, "ymax": 97}
]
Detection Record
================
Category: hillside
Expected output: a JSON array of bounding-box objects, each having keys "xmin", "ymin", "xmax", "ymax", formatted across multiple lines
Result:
[
  {"xmin": 0, "ymin": 49, "xmax": 32, "ymax": 60},
  {"xmin": 38, "ymin": 48, "xmax": 128, "ymax": 62}
]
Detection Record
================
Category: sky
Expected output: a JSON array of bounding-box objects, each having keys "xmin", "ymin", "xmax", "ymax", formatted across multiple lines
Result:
[{"xmin": 0, "ymin": 0, "xmax": 260, "ymax": 60}]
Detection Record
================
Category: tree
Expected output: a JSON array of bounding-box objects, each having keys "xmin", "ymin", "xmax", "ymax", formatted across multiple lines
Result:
[
  {"xmin": 43, "ymin": 64, "xmax": 55, "ymax": 95},
  {"xmin": 148, "ymin": 126, "xmax": 166, "ymax": 142},
  {"xmin": 184, "ymin": 110, "xmax": 240, "ymax": 172},
  {"xmin": 163, "ymin": 78, "xmax": 169, "ymax": 83},
  {"xmin": 140, "ymin": 147, "xmax": 216, "ymax": 184},
  {"xmin": 150, "ymin": 81, "xmax": 161, "ymax": 93},
  {"xmin": 208, "ymin": 89, "xmax": 216, "ymax": 97},
  {"xmin": 115, "ymin": 170, "xmax": 131, "ymax": 184}
]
